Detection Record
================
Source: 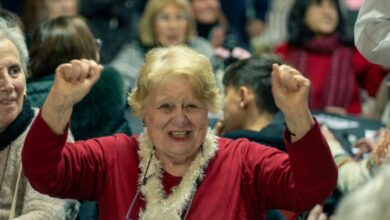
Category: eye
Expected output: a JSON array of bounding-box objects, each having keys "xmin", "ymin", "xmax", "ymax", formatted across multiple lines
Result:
[
  {"xmin": 158, "ymin": 103, "xmax": 173, "ymax": 112},
  {"xmin": 9, "ymin": 65, "xmax": 21, "ymax": 77}
]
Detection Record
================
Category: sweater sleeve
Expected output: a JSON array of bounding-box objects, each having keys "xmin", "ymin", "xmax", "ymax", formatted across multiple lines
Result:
[
  {"xmin": 22, "ymin": 111, "xmax": 126, "ymax": 200},
  {"xmin": 14, "ymin": 181, "xmax": 79, "ymax": 220},
  {"xmin": 243, "ymin": 120, "xmax": 338, "ymax": 211}
]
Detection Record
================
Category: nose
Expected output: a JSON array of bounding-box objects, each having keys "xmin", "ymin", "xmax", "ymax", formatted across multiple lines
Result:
[
  {"xmin": 0, "ymin": 73, "xmax": 15, "ymax": 92},
  {"xmin": 171, "ymin": 108, "xmax": 189, "ymax": 127}
]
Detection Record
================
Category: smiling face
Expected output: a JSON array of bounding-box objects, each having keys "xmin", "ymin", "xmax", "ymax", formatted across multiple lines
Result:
[
  {"xmin": 144, "ymin": 76, "xmax": 209, "ymax": 164},
  {"xmin": 0, "ymin": 39, "xmax": 26, "ymax": 132},
  {"xmin": 304, "ymin": 0, "xmax": 338, "ymax": 37},
  {"xmin": 154, "ymin": 3, "xmax": 189, "ymax": 46}
]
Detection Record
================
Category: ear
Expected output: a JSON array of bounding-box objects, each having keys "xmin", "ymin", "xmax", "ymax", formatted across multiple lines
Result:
[{"xmin": 238, "ymin": 86, "xmax": 254, "ymax": 109}]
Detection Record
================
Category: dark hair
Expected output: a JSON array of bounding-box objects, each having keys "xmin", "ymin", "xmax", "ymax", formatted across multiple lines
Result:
[
  {"xmin": 223, "ymin": 54, "xmax": 283, "ymax": 114},
  {"xmin": 28, "ymin": 16, "xmax": 98, "ymax": 77},
  {"xmin": 287, "ymin": 0, "xmax": 353, "ymax": 46}
]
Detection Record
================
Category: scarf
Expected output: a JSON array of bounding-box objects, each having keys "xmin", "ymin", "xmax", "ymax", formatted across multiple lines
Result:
[
  {"xmin": 0, "ymin": 98, "xmax": 34, "ymax": 151},
  {"xmin": 287, "ymin": 34, "xmax": 354, "ymax": 110},
  {"xmin": 136, "ymin": 128, "xmax": 218, "ymax": 220}
]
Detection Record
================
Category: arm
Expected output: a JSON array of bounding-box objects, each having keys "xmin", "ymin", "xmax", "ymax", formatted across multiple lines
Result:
[
  {"xmin": 22, "ymin": 59, "xmax": 113, "ymax": 199},
  {"xmin": 245, "ymin": 64, "xmax": 337, "ymax": 210},
  {"xmin": 355, "ymin": 0, "xmax": 390, "ymax": 66}
]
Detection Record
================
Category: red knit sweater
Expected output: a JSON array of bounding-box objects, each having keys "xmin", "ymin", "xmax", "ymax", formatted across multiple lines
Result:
[{"xmin": 22, "ymin": 113, "xmax": 337, "ymax": 220}]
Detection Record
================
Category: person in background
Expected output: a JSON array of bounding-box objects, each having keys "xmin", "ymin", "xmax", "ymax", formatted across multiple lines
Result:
[
  {"xmin": 27, "ymin": 15, "xmax": 131, "ymax": 141},
  {"xmin": 274, "ymin": 0, "xmax": 387, "ymax": 116},
  {"xmin": 21, "ymin": 0, "xmax": 79, "ymax": 36},
  {"xmin": 22, "ymin": 45, "xmax": 337, "ymax": 219},
  {"xmin": 0, "ymin": 17, "xmax": 78, "ymax": 220},
  {"xmin": 190, "ymin": 0, "xmax": 243, "ymax": 50},
  {"xmin": 110, "ymin": 0, "xmax": 215, "ymax": 94},
  {"xmin": 79, "ymin": 0, "xmax": 139, "ymax": 63},
  {"xmin": 220, "ymin": 0, "xmax": 271, "ymax": 47},
  {"xmin": 215, "ymin": 54, "xmax": 285, "ymax": 151}
]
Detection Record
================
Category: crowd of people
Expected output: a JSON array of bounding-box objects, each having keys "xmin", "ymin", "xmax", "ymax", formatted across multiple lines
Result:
[{"xmin": 0, "ymin": 0, "xmax": 389, "ymax": 219}]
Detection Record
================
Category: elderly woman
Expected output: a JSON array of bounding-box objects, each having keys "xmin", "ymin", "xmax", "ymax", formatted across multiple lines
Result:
[
  {"xmin": 22, "ymin": 45, "xmax": 337, "ymax": 219},
  {"xmin": 110, "ymin": 0, "xmax": 215, "ymax": 93},
  {"xmin": 0, "ymin": 19, "xmax": 78, "ymax": 219}
]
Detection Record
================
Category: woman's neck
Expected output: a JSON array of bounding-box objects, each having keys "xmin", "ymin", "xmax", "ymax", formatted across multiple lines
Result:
[{"xmin": 157, "ymin": 153, "xmax": 197, "ymax": 177}]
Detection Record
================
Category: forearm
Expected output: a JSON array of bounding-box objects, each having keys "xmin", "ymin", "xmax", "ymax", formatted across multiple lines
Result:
[
  {"xmin": 41, "ymin": 91, "xmax": 73, "ymax": 135},
  {"xmin": 283, "ymin": 107, "xmax": 314, "ymax": 142}
]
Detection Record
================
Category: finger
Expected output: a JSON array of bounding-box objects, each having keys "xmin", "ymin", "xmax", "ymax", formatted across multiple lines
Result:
[
  {"xmin": 78, "ymin": 59, "xmax": 92, "ymax": 82},
  {"xmin": 307, "ymin": 204, "xmax": 322, "ymax": 220},
  {"xmin": 56, "ymin": 63, "xmax": 73, "ymax": 82},
  {"xmin": 88, "ymin": 60, "xmax": 103, "ymax": 85},
  {"xmin": 70, "ymin": 60, "xmax": 81, "ymax": 84},
  {"xmin": 318, "ymin": 213, "xmax": 328, "ymax": 220}
]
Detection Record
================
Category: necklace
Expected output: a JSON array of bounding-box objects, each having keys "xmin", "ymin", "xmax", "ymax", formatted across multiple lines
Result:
[{"xmin": 136, "ymin": 128, "xmax": 218, "ymax": 220}]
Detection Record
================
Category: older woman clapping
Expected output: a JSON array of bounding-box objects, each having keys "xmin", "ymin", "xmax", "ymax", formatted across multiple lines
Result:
[
  {"xmin": 0, "ymin": 18, "xmax": 78, "ymax": 219},
  {"xmin": 23, "ymin": 45, "xmax": 337, "ymax": 220}
]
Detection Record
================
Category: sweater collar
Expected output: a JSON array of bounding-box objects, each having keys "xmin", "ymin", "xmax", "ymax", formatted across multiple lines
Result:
[{"xmin": 136, "ymin": 128, "xmax": 218, "ymax": 219}]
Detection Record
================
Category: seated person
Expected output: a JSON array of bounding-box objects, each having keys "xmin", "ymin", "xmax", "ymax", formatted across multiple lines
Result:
[
  {"xmin": 215, "ymin": 54, "xmax": 286, "ymax": 151},
  {"xmin": 110, "ymin": 0, "xmax": 216, "ymax": 93},
  {"xmin": 0, "ymin": 17, "xmax": 78, "ymax": 219},
  {"xmin": 27, "ymin": 16, "xmax": 131, "ymax": 140}
]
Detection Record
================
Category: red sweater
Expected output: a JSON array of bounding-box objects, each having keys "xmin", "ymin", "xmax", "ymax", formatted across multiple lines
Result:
[
  {"xmin": 275, "ymin": 43, "xmax": 385, "ymax": 114},
  {"xmin": 22, "ymin": 113, "xmax": 337, "ymax": 220}
]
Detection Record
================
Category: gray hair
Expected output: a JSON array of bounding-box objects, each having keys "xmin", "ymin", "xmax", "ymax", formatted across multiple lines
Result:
[{"xmin": 0, "ymin": 18, "xmax": 28, "ymax": 75}]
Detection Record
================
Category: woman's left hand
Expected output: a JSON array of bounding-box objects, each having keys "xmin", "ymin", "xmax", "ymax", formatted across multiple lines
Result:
[{"xmin": 271, "ymin": 64, "xmax": 314, "ymax": 140}]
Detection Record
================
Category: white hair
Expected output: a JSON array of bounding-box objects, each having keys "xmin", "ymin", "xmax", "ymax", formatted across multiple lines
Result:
[{"xmin": 0, "ymin": 18, "xmax": 28, "ymax": 75}]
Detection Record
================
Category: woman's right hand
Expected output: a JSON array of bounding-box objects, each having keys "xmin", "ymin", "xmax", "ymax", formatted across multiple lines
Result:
[
  {"xmin": 51, "ymin": 59, "xmax": 103, "ymax": 106},
  {"xmin": 41, "ymin": 59, "xmax": 103, "ymax": 134}
]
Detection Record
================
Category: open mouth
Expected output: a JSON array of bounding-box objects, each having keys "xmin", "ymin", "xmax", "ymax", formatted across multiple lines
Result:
[{"xmin": 169, "ymin": 131, "xmax": 191, "ymax": 139}]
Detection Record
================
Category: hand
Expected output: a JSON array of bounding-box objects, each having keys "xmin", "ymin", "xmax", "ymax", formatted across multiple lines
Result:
[
  {"xmin": 307, "ymin": 205, "xmax": 335, "ymax": 220},
  {"xmin": 271, "ymin": 64, "xmax": 310, "ymax": 114},
  {"xmin": 51, "ymin": 59, "xmax": 103, "ymax": 106},
  {"xmin": 41, "ymin": 59, "xmax": 103, "ymax": 134},
  {"xmin": 214, "ymin": 117, "xmax": 225, "ymax": 136},
  {"xmin": 324, "ymin": 106, "xmax": 347, "ymax": 116},
  {"xmin": 246, "ymin": 19, "xmax": 265, "ymax": 39}
]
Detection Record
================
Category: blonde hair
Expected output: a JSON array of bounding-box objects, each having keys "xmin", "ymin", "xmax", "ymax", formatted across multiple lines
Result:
[
  {"xmin": 128, "ymin": 45, "xmax": 221, "ymax": 118},
  {"xmin": 139, "ymin": 0, "xmax": 196, "ymax": 47}
]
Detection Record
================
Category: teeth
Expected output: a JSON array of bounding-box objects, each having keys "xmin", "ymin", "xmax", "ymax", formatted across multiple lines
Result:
[{"xmin": 171, "ymin": 131, "xmax": 188, "ymax": 138}]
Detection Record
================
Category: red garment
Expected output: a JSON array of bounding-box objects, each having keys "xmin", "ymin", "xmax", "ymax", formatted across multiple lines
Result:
[
  {"xmin": 275, "ymin": 43, "xmax": 386, "ymax": 115},
  {"xmin": 22, "ymin": 113, "xmax": 337, "ymax": 220}
]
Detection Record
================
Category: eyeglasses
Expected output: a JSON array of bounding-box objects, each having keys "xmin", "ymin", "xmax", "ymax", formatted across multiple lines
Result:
[{"xmin": 155, "ymin": 13, "xmax": 188, "ymax": 24}]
